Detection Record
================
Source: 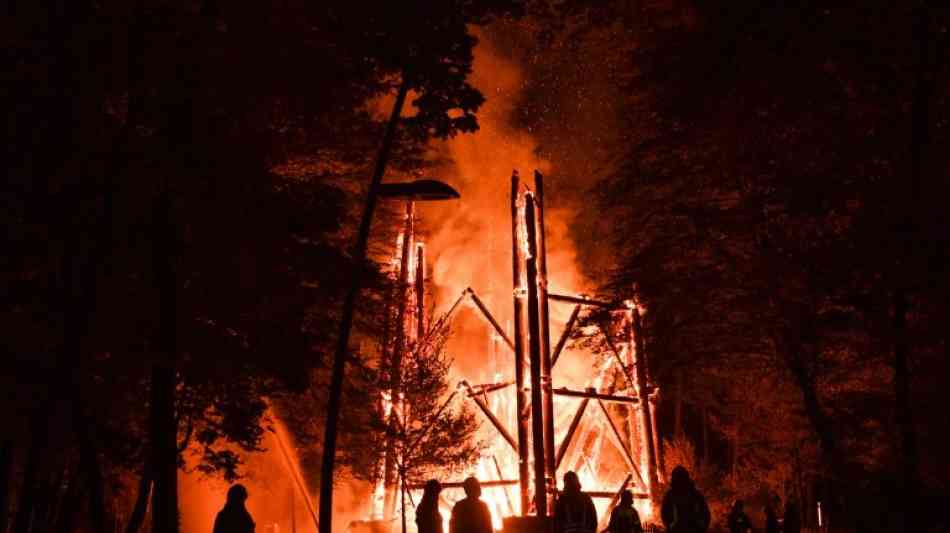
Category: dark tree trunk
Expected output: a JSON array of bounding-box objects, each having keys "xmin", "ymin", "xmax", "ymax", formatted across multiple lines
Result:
[
  {"xmin": 732, "ymin": 423, "xmax": 739, "ymax": 480},
  {"xmin": 14, "ymin": 404, "xmax": 51, "ymax": 533},
  {"xmin": 893, "ymin": 288, "xmax": 914, "ymax": 474},
  {"xmin": 150, "ymin": 364, "xmax": 178, "ymax": 533},
  {"xmin": 895, "ymin": 5, "xmax": 933, "ymax": 531},
  {"xmin": 72, "ymin": 402, "xmax": 107, "ymax": 533},
  {"xmin": 66, "ymin": 268, "xmax": 107, "ymax": 533},
  {"xmin": 30, "ymin": 476, "xmax": 55, "ymax": 533},
  {"xmin": 124, "ymin": 466, "xmax": 152, "ymax": 533},
  {"xmin": 54, "ymin": 472, "xmax": 81, "ymax": 533},
  {"xmin": 787, "ymin": 353, "xmax": 838, "ymax": 461},
  {"xmin": 673, "ymin": 370, "xmax": 683, "ymax": 439},
  {"xmin": 1, "ymin": 440, "xmax": 12, "ymax": 533},
  {"xmin": 700, "ymin": 400, "xmax": 709, "ymax": 465},
  {"xmin": 150, "ymin": 190, "xmax": 179, "ymax": 533},
  {"xmin": 62, "ymin": 208, "xmax": 108, "ymax": 533}
]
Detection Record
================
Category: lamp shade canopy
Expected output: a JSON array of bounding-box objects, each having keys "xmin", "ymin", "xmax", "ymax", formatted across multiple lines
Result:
[{"xmin": 377, "ymin": 179, "xmax": 460, "ymax": 201}]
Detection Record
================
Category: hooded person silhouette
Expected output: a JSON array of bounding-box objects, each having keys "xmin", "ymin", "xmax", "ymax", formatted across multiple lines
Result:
[
  {"xmin": 605, "ymin": 491, "xmax": 642, "ymax": 533},
  {"xmin": 554, "ymin": 471, "xmax": 597, "ymax": 533},
  {"xmin": 660, "ymin": 467, "xmax": 710, "ymax": 533},
  {"xmin": 449, "ymin": 477, "xmax": 493, "ymax": 533},
  {"xmin": 213, "ymin": 484, "xmax": 255, "ymax": 533},
  {"xmin": 417, "ymin": 479, "xmax": 444, "ymax": 533}
]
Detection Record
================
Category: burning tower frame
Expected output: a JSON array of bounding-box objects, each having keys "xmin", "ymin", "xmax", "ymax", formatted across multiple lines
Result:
[
  {"xmin": 376, "ymin": 171, "xmax": 662, "ymax": 529},
  {"xmin": 460, "ymin": 171, "xmax": 661, "ymax": 517}
]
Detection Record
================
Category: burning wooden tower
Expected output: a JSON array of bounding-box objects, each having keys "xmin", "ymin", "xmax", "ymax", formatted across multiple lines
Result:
[
  {"xmin": 375, "ymin": 171, "xmax": 662, "ymax": 532},
  {"xmin": 503, "ymin": 170, "xmax": 660, "ymax": 518}
]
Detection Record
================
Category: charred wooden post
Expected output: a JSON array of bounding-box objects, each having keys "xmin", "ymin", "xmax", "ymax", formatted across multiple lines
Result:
[
  {"xmin": 510, "ymin": 172, "xmax": 531, "ymax": 514},
  {"xmin": 383, "ymin": 202, "xmax": 415, "ymax": 521},
  {"xmin": 524, "ymin": 193, "xmax": 549, "ymax": 517},
  {"xmin": 534, "ymin": 172, "xmax": 557, "ymax": 504},
  {"xmin": 650, "ymin": 391, "xmax": 663, "ymax": 476},
  {"xmin": 629, "ymin": 306, "xmax": 660, "ymax": 500},
  {"xmin": 415, "ymin": 243, "xmax": 425, "ymax": 341}
]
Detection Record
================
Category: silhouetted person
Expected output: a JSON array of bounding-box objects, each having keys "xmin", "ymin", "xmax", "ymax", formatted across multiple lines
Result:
[
  {"xmin": 764, "ymin": 505, "xmax": 779, "ymax": 533},
  {"xmin": 605, "ymin": 491, "xmax": 642, "ymax": 533},
  {"xmin": 417, "ymin": 479, "xmax": 444, "ymax": 533},
  {"xmin": 554, "ymin": 471, "xmax": 598, "ymax": 533},
  {"xmin": 727, "ymin": 501, "xmax": 751, "ymax": 533},
  {"xmin": 782, "ymin": 502, "xmax": 800, "ymax": 533},
  {"xmin": 450, "ymin": 477, "xmax": 493, "ymax": 533},
  {"xmin": 660, "ymin": 466, "xmax": 710, "ymax": 533},
  {"xmin": 214, "ymin": 485, "xmax": 255, "ymax": 533}
]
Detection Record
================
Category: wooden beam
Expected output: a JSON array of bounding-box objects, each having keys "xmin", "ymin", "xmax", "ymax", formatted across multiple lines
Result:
[
  {"xmin": 547, "ymin": 293, "xmax": 616, "ymax": 308},
  {"xmin": 555, "ymin": 397, "xmax": 589, "ymax": 469},
  {"xmin": 467, "ymin": 381, "xmax": 514, "ymax": 395},
  {"xmin": 467, "ymin": 288, "xmax": 515, "ymax": 351},
  {"xmin": 551, "ymin": 304, "xmax": 581, "ymax": 368},
  {"xmin": 597, "ymin": 399, "xmax": 647, "ymax": 489},
  {"xmin": 553, "ymin": 388, "xmax": 639, "ymax": 405},
  {"xmin": 463, "ymin": 384, "xmax": 518, "ymax": 453},
  {"xmin": 409, "ymin": 479, "xmax": 518, "ymax": 490},
  {"xmin": 587, "ymin": 492, "xmax": 649, "ymax": 499}
]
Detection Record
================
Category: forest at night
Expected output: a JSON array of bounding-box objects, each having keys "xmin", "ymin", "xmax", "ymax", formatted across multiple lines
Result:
[{"xmin": 4, "ymin": 3, "xmax": 950, "ymax": 533}]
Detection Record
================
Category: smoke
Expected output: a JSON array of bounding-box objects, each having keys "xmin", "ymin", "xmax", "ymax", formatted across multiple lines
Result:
[{"xmin": 417, "ymin": 29, "xmax": 593, "ymax": 387}]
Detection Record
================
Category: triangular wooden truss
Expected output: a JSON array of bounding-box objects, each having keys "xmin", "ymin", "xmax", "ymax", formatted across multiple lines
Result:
[{"xmin": 445, "ymin": 289, "xmax": 656, "ymax": 507}]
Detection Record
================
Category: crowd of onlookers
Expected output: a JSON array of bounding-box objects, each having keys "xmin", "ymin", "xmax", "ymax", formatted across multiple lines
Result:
[{"xmin": 210, "ymin": 466, "xmax": 804, "ymax": 533}]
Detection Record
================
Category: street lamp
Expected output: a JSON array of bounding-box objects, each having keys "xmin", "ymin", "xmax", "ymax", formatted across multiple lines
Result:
[{"xmin": 377, "ymin": 179, "xmax": 461, "ymax": 201}]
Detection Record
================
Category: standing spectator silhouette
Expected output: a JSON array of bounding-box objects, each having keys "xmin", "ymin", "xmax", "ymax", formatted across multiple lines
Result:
[
  {"xmin": 449, "ymin": 477, "xmax": 493, "ymax": 533},
  {"xmin": 417, "ymin": 479, "xmax": 444, "ymax": 533},
  {"xmin": 554, "ymin": 471, "xmax": 598, "ymax": 533},
  {"xmin": 764, "ymin": 504, "xmax": 779, "ymax": 533},
  {"xmin": 660, "ymin": 466, "xmax": 710, "ymax": 533},
  {"xmin": 604, "ymin": 491, "xmax": 642, "ymax": 533},
  {"xmin": 213, "ymin": 484, "xmax": 255, "ymax": 533},
  {"xmin": 727, "ymin": 501, "xmax": 751, "ymax": 533},
  {"xmin": 783, "ymin": 502, "xmax": 801, "ymax": 533}
]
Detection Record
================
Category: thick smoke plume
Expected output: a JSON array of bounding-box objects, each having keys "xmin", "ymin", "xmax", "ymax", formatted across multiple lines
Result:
[{"xmin": 419, "ymin": 30, "xmax": 594, "ymax": 387}]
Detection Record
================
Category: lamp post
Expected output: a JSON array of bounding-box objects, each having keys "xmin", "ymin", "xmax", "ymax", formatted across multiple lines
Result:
[{"xmin": 319, "ymin": 175, "xmax": 459, "ymax": 533}]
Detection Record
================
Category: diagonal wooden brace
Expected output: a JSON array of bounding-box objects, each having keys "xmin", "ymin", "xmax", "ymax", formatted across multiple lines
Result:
[
  {"xmin": 551, "ymin": 304, "xmax": 582, "ymax": 368},
  {"xmin": 555, "ymin": 396, "xmax": 589, "ymax": 469},
  {"xmin": 462, "ymin": 382, "xmax": 518, "ymax": 452},
  {"xmin": 597, "ymin": 399, "xmax": 647, "ymax": 489},
  {"xmin": 466, "ymin": 288, "xmax": 516, "ymax": 352}
]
